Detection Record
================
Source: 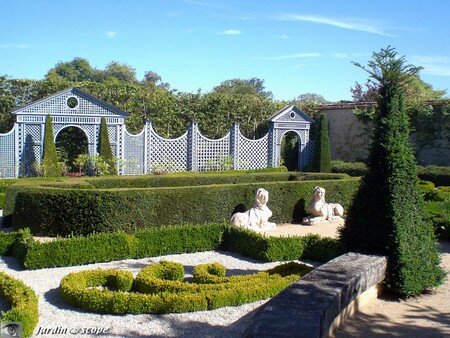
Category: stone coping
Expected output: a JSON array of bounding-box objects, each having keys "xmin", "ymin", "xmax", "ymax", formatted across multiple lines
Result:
[{"xmin": 246, "ymin": 252, "xmax": 387, "ymax": 337}]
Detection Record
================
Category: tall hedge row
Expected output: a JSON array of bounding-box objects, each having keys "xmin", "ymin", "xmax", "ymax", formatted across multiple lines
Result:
[{"xmin": 10, "ymin": 178, "xmax": 359, "ymax": 236}]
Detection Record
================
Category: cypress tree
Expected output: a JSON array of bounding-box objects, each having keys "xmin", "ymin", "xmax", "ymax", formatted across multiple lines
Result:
[
  {"xmin": 311, "ymin": 113, "xmax": 332, "ymax": 172},
  {"xmin": 98, "ymin": 117, "xmax": 117, "ymax": 175},
  {"xmin": 339, "ymin": 47, "xmax": 444, "ymax": 296},
  {"xmin": 42, "ymin": 115, "xmax": 61, "ymax": 177}
]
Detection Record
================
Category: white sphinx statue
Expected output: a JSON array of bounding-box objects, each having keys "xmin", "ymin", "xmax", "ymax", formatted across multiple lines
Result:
[
  {"xmin": 302, "ymin": 186, "xmax": 344, "ymax": 224},
  {"xmin": 230, "ymin": 188, "xmax": 276, "ymax": 231}
]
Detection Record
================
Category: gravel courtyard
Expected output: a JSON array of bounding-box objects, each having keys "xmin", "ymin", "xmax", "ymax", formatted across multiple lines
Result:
[{"xmin": 0, "ymin": 250, "xmax": 317, "ymax": 338}]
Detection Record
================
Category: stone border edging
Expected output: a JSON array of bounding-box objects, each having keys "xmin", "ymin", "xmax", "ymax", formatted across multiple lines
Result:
[{"xmin": 245, "ymin": 252, "xmax": 387, "ymax": 337}]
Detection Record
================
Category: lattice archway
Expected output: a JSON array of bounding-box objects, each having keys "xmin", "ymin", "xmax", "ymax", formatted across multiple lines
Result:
[
  {"xmin": 55, "ymin": 125, "xmax": 90, "ymax": 171},
  {"xmin": 11, "ymin": 87, "xmax": 127, "ymax": 177},
  {"xmin": 278, "ymin": 129, "xmax": 303, "ymax": 170},
  {"xmin": 268, "ymin": 105, "xmax": 315, "ymax": 170}
]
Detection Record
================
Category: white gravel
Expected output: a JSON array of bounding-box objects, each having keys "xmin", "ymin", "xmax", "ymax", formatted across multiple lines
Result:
[{"xmin": 0, "ymin": 250, "xmax": 317, "ymax": 338}]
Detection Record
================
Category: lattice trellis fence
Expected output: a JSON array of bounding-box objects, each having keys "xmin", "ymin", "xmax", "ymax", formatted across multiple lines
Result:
[{"xmin": 2, "ymin": 88, "xmax": 314, "ymax": 178}]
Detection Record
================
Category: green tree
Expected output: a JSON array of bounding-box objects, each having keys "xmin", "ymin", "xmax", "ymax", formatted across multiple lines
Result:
[
  {"xmin": 311, "ymin": 114, "xmax": 331, "ymax": 172},
  {"xmin": 42, "ymin": 115, "xmax": 62, "ymax": 176},
  {"xmin": 213, "ymin": 78, "xmax": 273, "ymax": 98},
  {"xmin": 98, "ymin": 117, "xmax": 117, "ymax": 175},
  {"xmin": 340, "ymin": 47, "xmax": 444, "ymax": 296},
  {"xmin": 100, "ymin": 62, "xmax": 138, "ymax": 83},
  {"xmin": 47, "ymin": 57, "xmax": 96, "ymax": 82}
]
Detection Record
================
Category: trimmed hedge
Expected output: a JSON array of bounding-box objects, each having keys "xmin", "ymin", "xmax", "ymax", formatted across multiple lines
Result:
[
  {"xmin": 85, "ymin": 172, "xmax": 348, "ymax": 189},
  {"xmin": 331, "ymin": 161, "xmax": 450, "ymax": 187},
  {"xmin": 60, "ymin": 261, "xmax": 311, "ymax": 314},
  {"xmin": 0, "ymin": 272, "xmax": 39, "ymax": 338},
  {"xmin": 1, "ymin": 224, "xmax": 343, "ymax": 270},
  {"xmin": 16, "ymin": 224, "xmax": 225, "ymax": 270},
  {"xmin": 331, "ymin": 160, "xmax": 368, "ymax": 177},
  {"xmin": 220, "ymin": 226, "xmax": 343, "ymax": 263},
  {"xmin": 8, "ymin": 178, "xmax": 359, "ymax": 236},
  {"xmin": 417, "ymin": 165, "xmax": 450, "ymax": 187}
]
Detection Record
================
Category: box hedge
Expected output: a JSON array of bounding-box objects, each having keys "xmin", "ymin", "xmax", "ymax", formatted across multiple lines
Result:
[
  {"xmin": 0, "ymin": 272, "xmax": 39, "ymax": 338},
  {"xmin": 8, "ymin": 178, "xmax": 359, "ymax": 236},
  {"xmin": 16, "ymin": 224, "xmax": 225, "ymax": 270},
  {"xmin": 220, "ymin": 226, "xmax": 343, "ymax": 263},
  {"xmin": 2, "ymin": 224, "xmax": 343, "ymax": 270},
  {"xmin": 60, "ymin": 260, "xmax": 311, "ymax": 314}
]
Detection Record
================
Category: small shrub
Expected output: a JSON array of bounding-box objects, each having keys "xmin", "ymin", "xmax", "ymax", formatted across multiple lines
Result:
[
  {"xmin": 192, "ymin": 262, "xmax": 227, "ymax": 284},
  {"xmin": 0, "ymin": 272, "xmax": 39, "ymax": 338},
  {"xmin": 0, "ymin": 231, "xmax": 18, "ymax": 256}
]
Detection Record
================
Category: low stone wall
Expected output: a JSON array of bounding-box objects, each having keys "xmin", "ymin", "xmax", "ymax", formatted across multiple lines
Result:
[{"xmin": 246, "ymin": 252, "xmax": 387, "ymax": 338}]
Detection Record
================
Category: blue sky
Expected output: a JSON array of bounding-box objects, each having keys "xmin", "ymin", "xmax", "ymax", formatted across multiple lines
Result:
[{"xmin": 1, "ymin": 0, "xmax": 449, "ymax": 101}]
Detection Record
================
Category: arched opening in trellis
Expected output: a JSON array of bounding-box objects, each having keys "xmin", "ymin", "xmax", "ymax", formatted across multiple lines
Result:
[
  {"xmin": 55, "ymin": 126, "xmax": 89, "ymax": 172},
  {"xmin": 280, "ymin": 131, "xmax": 301, "ymax": 171}
]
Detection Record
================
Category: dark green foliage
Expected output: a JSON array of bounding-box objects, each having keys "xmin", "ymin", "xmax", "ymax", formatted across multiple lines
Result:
[
  {"xmin": 420, "ymin": 182, "xmax": 450, "ymax": 239},
  {"xmin": 281, "ymin": 132, "xmax": 299, "ymax": 171},
  {"xmin": 10, "ymin": 178, "xmax": 359, "ymax": 236},
  {"xmin": 340, "ymin": 47, "xmax": 444, "ymax": 296},
  {"xmin": 98, "ymin": 117, "xmax": 117, "ymax": 175},
  {"xmin": 0, "ymin": 192, "xmax": 5, "ymax": 208},
  {"xmin": 0, "ymin": 272, "xmax": 39, "ymax": 338},
  {"xmin": 301, "ymin": 234, "xmax": 345, "ymax": 262},
  {"xmin": 311, "ymin": 114, "xmax": 332, "ymax": 172},
  {"xmin": 417, "ymin": 165, "xmax": 450, "ymax": 186},
  {"xmin": 60, "ymin": 260, "xmax": 310, "ymax": 314},
  {"xmin": 42, "ymin": 115, "xmax": 61, "ymax": 177},
  {"xmin": 17, "ymin": 224, "xmax": 225, "ymax": 269},
  {"xmin": 331, "ymin": 160, "xmax": 368, "ymax": 177},
  {"xmin": 55, "ymin": 126, "xmax": 89, "ymax": 171},
  {"xmin": 85, "ymin": 172, "xmax": 348, "ymax": 189},
  {"xmin": 0, "ymin": 232, "xmax": 18, "ymax": 255}
]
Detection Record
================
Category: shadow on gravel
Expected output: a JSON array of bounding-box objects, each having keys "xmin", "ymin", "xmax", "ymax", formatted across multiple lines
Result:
[
  {"xmin": 105, "ymin": 305, "xmax": 264, "ymax": 338},
  {"xmin": 333, "ymin": 306, "xmax": 449, "ymax": 338},
  {"xmin": 0, "ymin": 256, "xmax": 23, "ymax": 271}
]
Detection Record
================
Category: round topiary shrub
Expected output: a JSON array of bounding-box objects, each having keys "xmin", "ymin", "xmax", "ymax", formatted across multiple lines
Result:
[{"xmin": 0, "ymin": 272, "xmax": 39, "ymax": 338}]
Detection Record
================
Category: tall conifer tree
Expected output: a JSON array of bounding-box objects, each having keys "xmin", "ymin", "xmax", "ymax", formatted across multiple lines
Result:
[
  {"xmin": 339, "ymin": 47, "xmax": 444, "ymax": 296},
  {"xmin": 311, "ymin": 113, "xmax": 332, "ymax": 172},
  {"xmin": 98, "ymin": 117, "xmax": 117, "ymax": 175},
  {"xmin": 42, "ymin": 115, "xmax": 61, "ymax": 176}
]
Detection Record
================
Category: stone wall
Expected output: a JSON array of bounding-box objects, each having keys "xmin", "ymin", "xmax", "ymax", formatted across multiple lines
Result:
[{"xmin": 320, "ymin": 106, "xmax": 450, "ymax": 166}]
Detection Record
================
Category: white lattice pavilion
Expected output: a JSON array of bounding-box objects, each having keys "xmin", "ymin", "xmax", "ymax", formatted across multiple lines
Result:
[{"xmin": 0, "ymin": 88, "xmax": 315, "ymax": 178}]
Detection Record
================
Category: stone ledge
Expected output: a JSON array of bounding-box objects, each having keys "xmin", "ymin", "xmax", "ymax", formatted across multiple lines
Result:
[{"xmin": 245, "ymin": 253, "xmax": 387, "ymax": 338}]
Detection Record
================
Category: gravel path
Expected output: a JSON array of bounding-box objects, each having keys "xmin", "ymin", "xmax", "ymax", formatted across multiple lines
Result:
[{"xmin": 0, "ymin": 250, "xmax": 317, "ymax": 338}]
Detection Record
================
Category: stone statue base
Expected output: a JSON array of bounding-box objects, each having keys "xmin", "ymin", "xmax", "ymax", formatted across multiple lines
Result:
[
  {"xmin": 248, "ymin": 222, "xmax": 277, "ymax": 232},
  {"xmin": 302, "ymin": 216, "xmax": 344, "ymax": 225}
]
